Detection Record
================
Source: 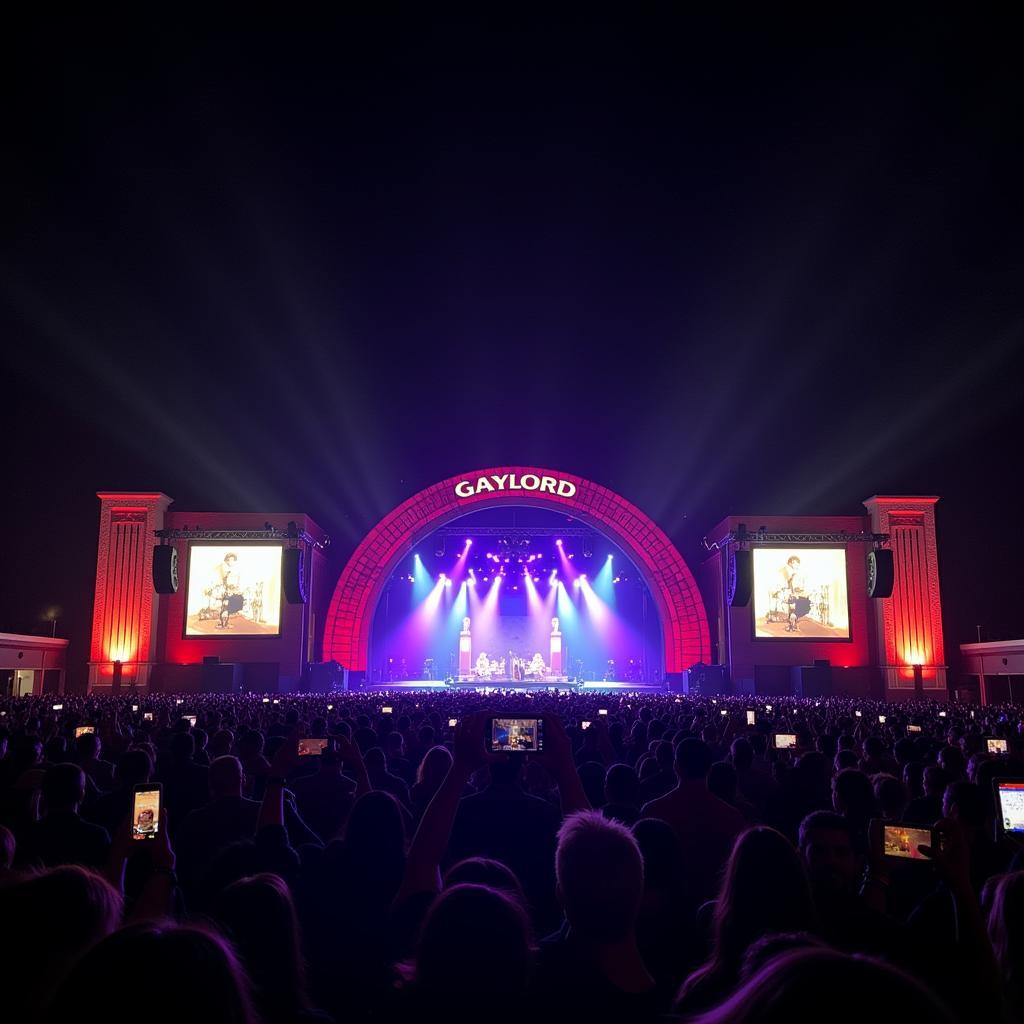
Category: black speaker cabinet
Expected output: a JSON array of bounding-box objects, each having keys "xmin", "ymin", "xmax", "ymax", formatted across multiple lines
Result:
[
  {"xmin": 152, "ymin": 545, "xmax": 179, "ymax": 594},
  {"xmin": 728, "ymin": 550, "xmax": 753, "ymax": 607},
  {"xmin": 283, "ymin": 547, "xmax": 307, "ymax": 604},
  {"xmin": 867, "ymin": 549, "xmax": 895, "ymax": 598},
  {"xmin": 792, "ymin": 664, "xmax": 833, "ymax": 698}
]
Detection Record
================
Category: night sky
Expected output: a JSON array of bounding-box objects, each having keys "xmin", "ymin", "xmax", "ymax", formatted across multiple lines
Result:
[{"xmin": 3, "ymin": 11, "xmax": 1022, "ymax": 685}]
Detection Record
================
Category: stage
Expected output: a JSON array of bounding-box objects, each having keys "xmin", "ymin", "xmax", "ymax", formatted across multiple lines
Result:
[{"xmin": 367, "ymin": 680, "xmax": 668, "ymax": 693}]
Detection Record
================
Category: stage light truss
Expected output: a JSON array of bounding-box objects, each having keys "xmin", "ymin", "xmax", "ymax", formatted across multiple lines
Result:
[
  {"xmin": 703, "ymin": 526, "xmax": 889, "ymax": 551},
  {"xmin": 434, "ymin": 527, "xmax": 593, "ymax": 538},
  {"xmin": 154, "ymin": 527, "xmax": 329, "ymax": 549}
]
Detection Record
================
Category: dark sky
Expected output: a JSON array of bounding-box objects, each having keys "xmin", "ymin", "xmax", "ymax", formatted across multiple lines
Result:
[{"xmin": 3, "ymin": 11, "xmax": 1023, "ymax": 682}]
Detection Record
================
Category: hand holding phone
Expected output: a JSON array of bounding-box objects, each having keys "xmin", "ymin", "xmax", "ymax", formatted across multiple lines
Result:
[
  {"xmin": 132, "ymin": 784, "xmax": 162, "ymax": 841},
  {"xmin": 486, "ymin": 716, "xmax": 544, "ymax": 752},
  {"xmin": 878, "ymin": 821, "xmax": 933, "ymax": 862}
]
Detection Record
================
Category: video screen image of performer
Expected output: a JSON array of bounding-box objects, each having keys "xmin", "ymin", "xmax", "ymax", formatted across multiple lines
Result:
[
  {"xmin": 752, "ymin": 548, "xmax": 850, "ymax": 639},
  {"xmin": 185, "ymin": 545, "xmax": 283, "ymax": 636}
]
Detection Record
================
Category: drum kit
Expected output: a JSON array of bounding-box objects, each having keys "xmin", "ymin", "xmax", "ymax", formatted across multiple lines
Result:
[
  {"xmin": 766, "ymin": 585, "xmax": 831, "ymax": 627},
  {"xmin": 197, "ymin": 582, "xmax": 262, "ymax": 626},
  {"xmin": 474, "ymin": 651, "xmax": 550, "ymax": 682}
]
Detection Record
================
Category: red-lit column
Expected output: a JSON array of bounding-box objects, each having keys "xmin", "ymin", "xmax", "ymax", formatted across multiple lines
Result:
[
  {"xmin": 863, "ymin": 496, "xmax": 946, "ymax": 700},
  {"xmin": 89, "ymin": 492, "xmax": 172, "ymax": 691}
]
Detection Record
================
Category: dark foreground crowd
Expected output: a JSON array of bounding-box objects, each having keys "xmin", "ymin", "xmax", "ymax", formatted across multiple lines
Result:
[{"xmin": 1, "ymin": 689, "xmax": 1023, "ymax": 1023}]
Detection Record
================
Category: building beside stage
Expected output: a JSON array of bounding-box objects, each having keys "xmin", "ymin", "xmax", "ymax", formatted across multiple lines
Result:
[
  {"xmin": 1, "ymin": 632, "xmax": 69, "ymax": 697},
  {"xmin": 85, "ymin": 475, "xmax": 949, "ymax": 701},
  {"xmin": 88, "ymin": 492, "xmax": 330, "ymax": 694},
  {"xmin": 701, "ymin": 496, "xmax": 946, "ymax": 701},
  {"xmin": 960, "ymin": 639, "xmax": 1024, "ymax": 705}
]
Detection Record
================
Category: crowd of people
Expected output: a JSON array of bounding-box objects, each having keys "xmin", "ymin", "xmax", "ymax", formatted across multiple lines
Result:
[{"xmin": 1, "ymin": 688, "xmax": 1023, "ymax": 1022}]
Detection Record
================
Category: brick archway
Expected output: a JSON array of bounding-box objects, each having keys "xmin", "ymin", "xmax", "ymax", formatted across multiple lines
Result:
[{"xmin": 323, "ymin": 467, "xmax": 710, "ymax": 677}]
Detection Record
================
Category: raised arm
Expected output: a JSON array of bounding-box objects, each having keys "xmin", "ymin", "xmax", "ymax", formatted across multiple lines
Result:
[
  {"xmin": 535, "ymin": 714, "xmax": 590, "ymax": 816},
  {"xmin": 394, "ymin": 711, "xmax": 498, "ymax": 906},
  {"xmin": 336, "ymin": 734, "xmax": 371, "ymax": 799},
  {"xmin": 258, "ymin": 730, "xmax": 300, "ymax": 833}
]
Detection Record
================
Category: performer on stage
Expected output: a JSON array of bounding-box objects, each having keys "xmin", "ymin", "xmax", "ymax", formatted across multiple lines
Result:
[
  {"xmin": 216, "ymin": 552, "xmax": 240, "ymax": 629},
  {"xmin": 779, "ymin": 555, "xmax": 809, "ymax": 632}
]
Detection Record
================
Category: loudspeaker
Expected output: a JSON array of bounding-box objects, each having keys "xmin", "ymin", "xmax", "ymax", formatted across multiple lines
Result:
[
  {"xmin": 728, "ymin": 550, "xmax": 753, "ymax": 607},
  {"xmin": 283, "ymin": 547, "xmax": 307, "ymax": 604},
  {"xmin": 201, "ymin": 662, "xmax": 243, "ymax": 693},
  {"xmin": 684, "ymin": 663, "xmax": 729, "ymax": 695},
  {"xmin": 302, "ymin": 661, "xmax": 342, "ymax": 693},
  {"xmin": 793, "ymin": 664, "xmax": 833, "ymax": 698},
  {"xmin": 152, "ymin": 545, "xmax": 179, "ymax": 594},
  {"xmin": 867, "ymin": 549, "xmax": 894, "ymax": 598}
]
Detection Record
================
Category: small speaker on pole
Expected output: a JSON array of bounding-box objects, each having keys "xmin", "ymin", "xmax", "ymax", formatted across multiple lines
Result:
[
  {"xmin": 283, "ymin": 547, "xmax": 307, "ymax": 604},
  {"xmin": 153, "ymin": 545, "xmax": 179, "ymax": 594},
  {"xmin": 728, "ymin": 549, "xmax": 753, "ymax": 607},
  {"xmin": 867, "ymin": 549, "xmax": 894, "ymax": 598}
]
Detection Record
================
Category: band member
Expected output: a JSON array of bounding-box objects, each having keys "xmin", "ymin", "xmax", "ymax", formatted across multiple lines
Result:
[
  {"xmin": 779, "ymin": 555, "xmax": 808, "ymax": 632},
  {"xmin": 216, "ymin": 552, "xmax": 240, "ymax": 629}
]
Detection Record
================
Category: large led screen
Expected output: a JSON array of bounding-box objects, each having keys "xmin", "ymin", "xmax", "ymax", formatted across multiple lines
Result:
[
  {"xmin": 185, "ymin": 545, "xmax": 282, "ymax": 637},
  {"xmin": 753, "ymin": 548, "xmax": 850, "ymax": 640}
]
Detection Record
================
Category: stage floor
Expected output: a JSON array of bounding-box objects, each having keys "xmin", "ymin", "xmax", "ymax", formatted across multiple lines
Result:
[{"xmin": 368, "ymin": 680, "xmax": 667, "ymax": 693}]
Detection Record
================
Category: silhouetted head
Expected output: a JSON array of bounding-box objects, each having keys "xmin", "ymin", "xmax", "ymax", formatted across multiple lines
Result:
[
  {"xmin": 213, "ymin": 873, "xmax": 309, "ymax": 1016},
  {"xmin": 49, "ymin": 922, "xmax": 258, "ymax": 1024},
  {"xmin": 443, "ymin": 857, "xmax": 526, "ymax": 905},
  {"xmin": 43, "ymin": 763, "xmax": 86, "ymax": 813},
  {"xmin": 3, "ymin": 865, "xmax": 121, "ymax": 1019},
  {"xmin": 798, "ymin": 811, "xmax": 858, "ymax": 892},
  {"xmin": 688, "ymin": 948, "xmax": 953, "ymax": 1024},
  {"xmin": 209, "ymin": 756, "xmax": 244, "ymax": 800},
  {"xmin": 605, "ymin": 763, "xmax": 640, "ymax": 807},
  {"xmin": 709, "ymin": 827, "xmax": 816, "ymax": 971},
  {"xmin": 675, "ymin": 738, "xmax": 713, "ymax": 782},
  {"xmin": 414, "ymin": 884, "xmax": 532, "ymax": 1004},
  {"xmin": 416, "ymin": 745, "xmax": 453, "ymax": 788},
  {"xmin": 556, "ymin": 810, "xmax": 644, "ymax": 943}
]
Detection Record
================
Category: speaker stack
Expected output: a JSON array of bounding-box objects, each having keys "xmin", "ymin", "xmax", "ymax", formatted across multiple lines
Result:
[
  {"xmin": 152, "ymin": 546, "xmax": 179, "ymax": 594},
  {"xmin": 867, "ymin": 549, "xmax": 894, "ymax": 598},
  {"xmin": 283, "ymin": 547, "xmax": 307, "ymax": 604},
  {"xmin": 728, "ymin": 549, "xmax": 752, "ymax": 607}
]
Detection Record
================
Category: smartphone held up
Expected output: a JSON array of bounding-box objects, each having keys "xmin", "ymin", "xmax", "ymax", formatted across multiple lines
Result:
[{"xmin": 132, "ymin": 784, "xmax": 162, "ymax": 841}]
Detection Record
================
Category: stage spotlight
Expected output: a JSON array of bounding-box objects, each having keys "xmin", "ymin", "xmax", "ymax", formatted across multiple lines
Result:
[
  {"xmin": 465, "ymin": 539, "xmax": 472, "ymax": 546},
  {"xmin": 583, "ymin": 535, "xmax": 593, "ymax": 558},
  {"xmin": 556, "ymin": 539, "xmax": 563, "ymax": 546},
  {"xmin": 573, "ymin": 579, "xmax": 581, "ymax": 589},
  {"xmin": 436, "ymin": 537, "xmax": 446, "ymax": 557}
]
